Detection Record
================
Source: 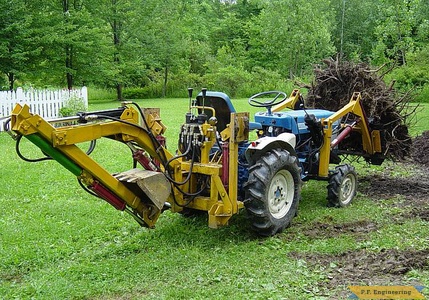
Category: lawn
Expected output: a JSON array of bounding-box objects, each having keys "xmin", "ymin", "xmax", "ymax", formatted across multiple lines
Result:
[{"xmin": 0, "ymin": 96, "xmax": 428, "ymax": 299}]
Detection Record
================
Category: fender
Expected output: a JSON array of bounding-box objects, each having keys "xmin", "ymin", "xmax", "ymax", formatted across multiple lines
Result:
[{"xmin": 245, "ymin": 132, "xmax": 297, "ymax": 165}]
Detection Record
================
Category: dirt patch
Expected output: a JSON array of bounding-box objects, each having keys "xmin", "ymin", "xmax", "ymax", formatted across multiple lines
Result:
[
  {"xmin": 399, "ymin": 206, "xmax": 429, "ymax": 222},
  {"xmin": 291, "ymin": 160, "xmax": 429, "ymax": 297},
  {"xmin": 290, "ymin": 248, "xmax": 429, "ymax": 296},
  {"xmin": 359, "ymin": 167, "xmax": 429, "ymax": 203},
  {"xmin": 357, "ymin": 132, "xmax": 429, "ymax": 224},
  {"xmin": 412, "ymin": 131, "xmax": 429, "ymax": 168},
  {"xmin": 287, "ymin": 132, "xmax": 429, "ymax": 297},
  {"xmin": 359, "ymin": 163, "xmax": 429, "ymax": 225},
  {"xmin": 0, "ymin": 271, "xmax": 24, "ymax": 284}
]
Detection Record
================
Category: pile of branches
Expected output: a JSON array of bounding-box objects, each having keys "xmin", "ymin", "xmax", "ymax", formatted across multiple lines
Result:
[{"xmin": 305, "ymin": 58, "xmax": 414, "ymax": 160}]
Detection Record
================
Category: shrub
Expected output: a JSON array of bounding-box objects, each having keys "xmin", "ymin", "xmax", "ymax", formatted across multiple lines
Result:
[
  {"xmin": 167, "ymin": 72, "xmax": 206, "ymax": 98},
  {"xmin": 59, "ymin": 95, "xmax": 87, "ymax": 117},
  {"xmin": 385, "ymin": 65, "xmax": 429, "ymax": 91},
  {"xmin": 203, "ymin": 66, "xmax": 252, "ymax": 98},
  {"xmin": 415, "ymin": 84, "xmax": 429, "ymax": 103},
  {"xmin": 238, "ymin": 67, "xmax": 296, "ymax": 96},
  {"xmin": 87, "ymin": 87, "xmax": 116, "ymax": 101},
  {"xmin": 384, "ymin": 46, "xmax": 429, "ymax": 93},
  {"xmin": 122, "ymin": 87, "xmax": 149, "ymax": 99}
]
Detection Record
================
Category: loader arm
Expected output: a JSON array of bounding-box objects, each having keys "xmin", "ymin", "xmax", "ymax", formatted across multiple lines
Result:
[
  {"xmin": 10, "ymin": 103, "xmax": 176, "ymax": 228},
  {"xmin": 272, "ymin": 89, "xmax": 303, "ymax": 112},
  {"xmin": 317, "ymin": 92, "xmax": 383, "ymax": 177}
]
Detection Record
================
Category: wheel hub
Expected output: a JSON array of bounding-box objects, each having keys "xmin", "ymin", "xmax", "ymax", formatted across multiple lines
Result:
[
  {"xmin": 268, "ymin": 170, "xmax": 294, "ymax": 219},
  {"xmin": 339, "ymin": 174, "xmax": 356, "ymax": 205}
]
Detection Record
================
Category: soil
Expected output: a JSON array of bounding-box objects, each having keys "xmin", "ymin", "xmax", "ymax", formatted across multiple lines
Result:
[
  {"xmin": 288, "ymin": 139, "xmax": 429, "ymax": 298},
  {"xmin": 360, "ymin": 168, "xmax": 429, "ymax": 204},
  {"xmin": 288, "ymin": 219, "xmax": 379, "ymax": 242},
  {"xmin": 359, "ymin": 131, "xmax": 429, "ymax": 206},
  {"xmin": 288, "ymin": 167, "xmax": 429, "ymax": 298},
  {"xmin": 411, "ymin": 131, "xmax": 429, "ymax": 168},
  {"xmin": 290, "ymin": 248, "xmax": 429, "ymax": 297}
]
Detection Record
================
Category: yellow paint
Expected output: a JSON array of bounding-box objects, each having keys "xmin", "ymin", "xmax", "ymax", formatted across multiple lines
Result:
[{"xmin": 348, "ymin": 286, "xmax": 425, "ymax": 299}]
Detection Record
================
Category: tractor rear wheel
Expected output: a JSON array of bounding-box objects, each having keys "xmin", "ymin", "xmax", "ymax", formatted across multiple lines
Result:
[
  {"xmin": 244, "ymin": 148, "xmax": 301, "ymax": 236},
  {"xmin": 327, "ymin": 164, "xmax": 357, "ymax": 207}
]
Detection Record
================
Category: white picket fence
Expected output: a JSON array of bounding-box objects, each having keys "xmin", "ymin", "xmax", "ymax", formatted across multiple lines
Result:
[{"xmin": 0, "ymin": 87, "xmax": 88, "ymax": 131}]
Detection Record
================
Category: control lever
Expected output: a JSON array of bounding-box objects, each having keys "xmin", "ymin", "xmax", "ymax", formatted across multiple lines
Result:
[
  {"xmin": 197, "ymin": 88, "xmax": 208, "ymax": 124},
  {"xmin": 187, "ymin": 88, "xmax": 193, "ymax": 111},
  {"xmin": 186, "ymin": 87, "xmax": 194, "ymax": 123},
  {"xmin": 302, "ymin": 104, "xmax": 324, "ymax": 147}
]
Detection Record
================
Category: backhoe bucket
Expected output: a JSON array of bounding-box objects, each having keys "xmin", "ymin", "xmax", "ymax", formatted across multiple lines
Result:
[{"xmin": 114, "ymin": 169, "xmax": 171, "ymax": 210}]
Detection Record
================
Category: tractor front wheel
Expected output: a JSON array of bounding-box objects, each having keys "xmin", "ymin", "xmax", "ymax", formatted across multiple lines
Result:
[
  {"xmin": 244, "ymin": 148, "xmax": 301, "ymax": 236},
  {"xmin": 327, "ymin": 164, "xmax": 357, "ymax": 207}
]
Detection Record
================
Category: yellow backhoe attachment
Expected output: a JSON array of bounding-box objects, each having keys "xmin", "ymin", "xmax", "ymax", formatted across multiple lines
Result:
[{"xmin": 9, "ymin": 101, "xmax": 249, "ymax": 229}]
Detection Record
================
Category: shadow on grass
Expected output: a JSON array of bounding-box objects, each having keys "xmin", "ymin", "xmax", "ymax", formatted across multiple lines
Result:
[{"xmin": 101, "ymin": 180, "xmax": 339, "ymax": 259}]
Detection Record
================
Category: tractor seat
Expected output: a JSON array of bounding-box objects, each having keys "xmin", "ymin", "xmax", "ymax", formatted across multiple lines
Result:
[{"xmin": 196, "ymin": 91, "xmax": 262, "ymax": 132}]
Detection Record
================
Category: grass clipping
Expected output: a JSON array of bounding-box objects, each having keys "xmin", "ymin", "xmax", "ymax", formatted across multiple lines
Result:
[{"xmin": 305, "ymin": 58, "xmax": 414, "ymax": 160}]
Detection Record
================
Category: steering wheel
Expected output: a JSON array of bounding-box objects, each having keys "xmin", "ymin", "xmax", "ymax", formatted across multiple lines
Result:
[{"xmin": 248, "ymin": 91, "xmax": 288, "ymax": 108}]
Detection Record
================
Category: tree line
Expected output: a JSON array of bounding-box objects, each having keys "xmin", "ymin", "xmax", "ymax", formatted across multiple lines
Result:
[{"xmin": 1, "ymin": 0, "xmax": 428, "ymax": 99}]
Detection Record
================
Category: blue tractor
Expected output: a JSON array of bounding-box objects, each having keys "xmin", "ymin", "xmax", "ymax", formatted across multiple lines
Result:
[{"xmin": 188, "ymin": 89, "xmax": 384, "ymax": 235}]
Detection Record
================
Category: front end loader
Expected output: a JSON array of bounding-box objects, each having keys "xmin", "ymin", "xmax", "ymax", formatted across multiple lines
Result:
[
  {"xmin": 5, "ymin": 88, "xmax": 384, "ymax": 236},
  {"xmin": 248, "ymin": 90, "xmax": 384, "ymax": 207}
]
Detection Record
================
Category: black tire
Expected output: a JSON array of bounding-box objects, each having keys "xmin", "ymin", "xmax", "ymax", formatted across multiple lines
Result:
[
  {"xmin": 327, "ymin": 164, "xmax": 357, "ymax": 207},
  {"xmin": 244, "ymin": 148, "xmax": 302, "ymax": 236}
]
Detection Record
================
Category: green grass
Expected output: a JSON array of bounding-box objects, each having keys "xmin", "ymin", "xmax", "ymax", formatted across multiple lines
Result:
[
  {"xmin": 410, "ymin": 103, "xmax": 429, "ymax": 135},
  {"xmin": 0, "ymin": 97, "xmax": 428, "ymax": 299}
]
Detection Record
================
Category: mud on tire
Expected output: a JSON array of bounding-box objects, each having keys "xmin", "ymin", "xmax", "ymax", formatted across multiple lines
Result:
[{"xmin": 244, "ymin": 148, "xmax": 302, "ymax": 236}]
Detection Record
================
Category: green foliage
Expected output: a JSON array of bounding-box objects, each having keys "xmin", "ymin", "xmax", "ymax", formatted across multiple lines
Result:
[
  {"xmin": 0, "ymin": 0, "xmax": 36, "ymax": 90},
  {"xmin": 204, "ymin": 65, "xmax": 251, "ymax": 97},
  {"xmin": 59, "ymin": 95, "xmax": 87, "ymax": 117},
  {"xmin": 384, "ymin": 45, "xmax": 429, "ymax": 92},
  {"xmin": 247, "ymin": 67, "xmax": 295, "ymax": 93},
  {"xmin": 371, "ymin": 0, "xmax": 426, "ymax": 65},
  {"xmin": 87, "ymin": 87, "xmax": 116, "ymax": 102},
  {"xmin": 415, "ymin": 84, "xmax": 429, "ymax": 103},
  {"xmin": 0, "ymin": 0, "xmax": 428, "ymax": 98},
  {"xmin": 330, "ymin": 0, "xmax": 379, "ymax": 61},
  {"xmin": 121, "ymin": 67, "xmax": 295, "ymax": 99},
  {"xmin": 122, "ymin": 86, "xmax": 161, "ymax": 99},
  {"xmin": 248, "ymin": 0, "xmax": 335, "ymax": 77},
  {"xmin": 166, "ymin": 72, "xmax": 207, "ymax": 98},
  {"xmin": 0, "ymin": 74, "xmax": 7, "ymax": 90},
  {"xmin": 385, "ymin": 66, "xmax": 429, "ymax": 91}
]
